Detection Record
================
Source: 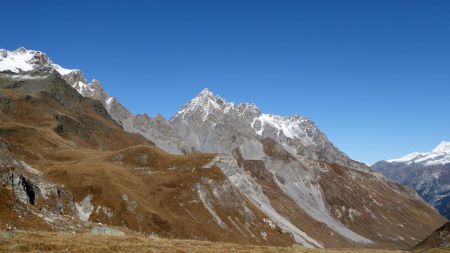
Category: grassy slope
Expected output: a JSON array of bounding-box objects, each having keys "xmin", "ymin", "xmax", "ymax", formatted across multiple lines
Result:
[{"xmin": 0, "ymin": 231, "xmax": 416, "ymax": 253}]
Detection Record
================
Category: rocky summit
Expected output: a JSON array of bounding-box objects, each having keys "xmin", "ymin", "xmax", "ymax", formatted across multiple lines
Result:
[{"xmin": 0, "ymin": 48, "xmax": 447, "ymax": 250}]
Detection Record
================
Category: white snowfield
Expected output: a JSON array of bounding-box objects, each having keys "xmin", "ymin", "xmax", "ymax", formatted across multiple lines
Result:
[
  {"xmin": 0, "ymin": 48, "xmax": 37, "ymax": 73},
  {"xmin": 53, "ymin": 64, "xmax": 75, "ymax": 75},
  {"xmin": 0, "ymin": 48, "xmax": 75, "ymax": 75},
  {"xmin": 0, "ymin": 48, "xmax": 95, "ymax": 96},
  {"xmin": 387, "ymin": 141, "xmax": 450, "ymax": 166},
  {"xmin": 253, "ymin": 113, "xmax": 314, "ymax": 142}
]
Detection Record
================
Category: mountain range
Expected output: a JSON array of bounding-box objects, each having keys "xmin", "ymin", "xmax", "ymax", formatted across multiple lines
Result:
[
  {"xmin": 0, "ymin": 47, "xmax": 446, "ymax": 249},
  {"xmin": 373, "ymin": 141, "xmax": 450, "ymax": 219}
]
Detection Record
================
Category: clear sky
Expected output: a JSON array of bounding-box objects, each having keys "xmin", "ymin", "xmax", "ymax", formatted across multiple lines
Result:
[{"xmin": 1, "ymin": 0, "xmax": 449, "ymax": 164}]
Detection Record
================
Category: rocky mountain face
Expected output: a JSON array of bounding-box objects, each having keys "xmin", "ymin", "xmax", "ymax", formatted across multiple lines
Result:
[
  {"xmin": 373, "ymin": 142, "xmax": 450, "ymax": 219},
  {"xmin": 170, "ymin": 88, "xmax": 369, "ymax": 172},
  {"xmin": 0, "ymin": 48, "xmax": 447, "ymax": 249}
]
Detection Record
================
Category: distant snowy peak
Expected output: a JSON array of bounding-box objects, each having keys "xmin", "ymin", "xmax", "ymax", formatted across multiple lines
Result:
[
  {"xmin": 387, "ymin": 152, "xmax": 423, "ymax": 163},
  {"xmin": 0, "ymin": 48, "xmax": 126, "ymax": 124},
  {"xmin": 0, "ymin": 47, "xmax": 81, "ymax": 77},
  {"xmin": 0, "ymin": 47, "xmax": 54, "ymax": 73},
  {"xmin": 433, "ymin": 141, "xmax": 450, "ymax": 154},
  {"xmin": 386, "ymin": 141, "xmax": 450, "ymax": 166},
  {"xmin": 0, "ymin": 48, "xmax": 99, "ymax": 95}
]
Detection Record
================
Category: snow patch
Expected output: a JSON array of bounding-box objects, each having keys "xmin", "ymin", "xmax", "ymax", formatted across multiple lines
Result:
[
  {"xmin": 106, "ymin": 97, "xmax": 114, "ymax": 107},
  {"xmin": 53, "ymin": 64, "xmax": 77, "ymax": 75},
  {"xmin": 0, "ymin": 49, "xmax": 35, "ymax": 73},
  {"xmin": 252, "ymin": 114, "xmax": 314, "ymax": 143}
]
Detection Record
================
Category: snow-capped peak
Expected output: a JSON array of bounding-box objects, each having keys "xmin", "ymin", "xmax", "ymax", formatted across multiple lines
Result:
[
  {"xmin": 0, "ymin": 48, "xmax": 116, "ymax": 112},
  {"xmin": 386, "ymin": 141, "xmax": 450, "ymax": 166},
  {"xmin": 0, "ymin": 48, "xmax": 49, "ymax": 73},
  {"xmin": 432, "ymin": 141, "xmax": 450, "ymax": 154},
  {"xmin": 387, "ymin": 152, "xmax": 423, "ymax": 163},
  {"xmin": 0, "ymin": 47, "xmax": 79, "ymax": 77}
]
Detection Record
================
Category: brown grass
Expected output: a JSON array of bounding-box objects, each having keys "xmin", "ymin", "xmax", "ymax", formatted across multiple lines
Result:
[{"xmin": 0, "ymin": 231, "xmax": 425, "ymax": 253}]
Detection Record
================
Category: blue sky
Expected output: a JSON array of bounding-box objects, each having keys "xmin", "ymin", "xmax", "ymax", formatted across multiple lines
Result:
[{"xmin": 1, "ymin": 0, "xmax": 449, "ymax": 164}]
